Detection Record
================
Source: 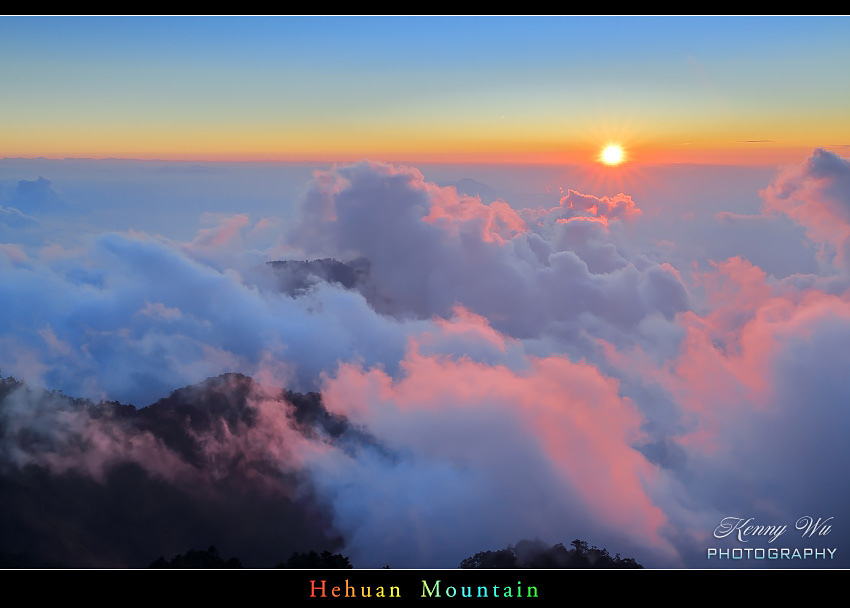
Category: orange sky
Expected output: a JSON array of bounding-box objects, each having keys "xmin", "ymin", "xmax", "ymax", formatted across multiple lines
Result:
[{"xmin": 2, "ymin": 16, "xmax": 849, "ymax": 166}]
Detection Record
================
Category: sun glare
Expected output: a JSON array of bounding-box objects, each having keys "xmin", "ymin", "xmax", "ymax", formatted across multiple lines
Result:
[{"xmin": 600, "ymin": 144, "xmax": 625, "ymax": 166}]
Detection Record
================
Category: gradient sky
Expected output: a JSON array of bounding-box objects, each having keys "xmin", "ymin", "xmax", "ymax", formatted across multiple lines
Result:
[{"xmin": 2, "ymin": 15, "xmax": 849, "ymax": 163}]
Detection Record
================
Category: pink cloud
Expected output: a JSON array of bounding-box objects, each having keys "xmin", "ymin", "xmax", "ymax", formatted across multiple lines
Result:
[
  {"xmin": 761, "ymin": 148, "xmax": 850, "ymax": 267},
  {"xmin": 0, "ymin": 243, "xmax": 28, "ymax": 263},
  {"xmin": 184, "ymin": 213, "xmax": 251, "ymax": 251},
  {"xmin": 319, "ymin": 320, "xmax": 675, "ymax": 558},
  {"xmin": 422, "ymin": 186, "xmax": 527, "ymax": 244},
  {"xmin": 521, "ymin": 189, "xmax": 642, "ymax": 228}
]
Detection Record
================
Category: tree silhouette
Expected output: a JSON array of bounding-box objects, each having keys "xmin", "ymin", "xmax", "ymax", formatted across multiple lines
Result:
[
  {"xmin": 277, "ymin": 550, "xmax": 353, "ymax": 569},
  {"xmin": 149, "ymin": 546, "xmax": 242, "ymax": 568},
  {"xmin": 459, "ymin": 546, "xmax": 519, "ymax": 569},
  {"xmin": 461, "ymin": 539, "xmax": 642, "ymax": 569}
]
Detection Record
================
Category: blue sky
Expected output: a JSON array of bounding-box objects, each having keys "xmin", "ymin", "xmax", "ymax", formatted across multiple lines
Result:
[{"xmin": 3, "ymin": 15, "xmax": 848, "ymax": 162}]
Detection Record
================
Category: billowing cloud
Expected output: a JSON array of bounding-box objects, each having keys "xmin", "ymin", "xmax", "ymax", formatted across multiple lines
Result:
[
  {"xmin": 761, "ymin": 148, "xmax": 850, "ymax": 269},
  {"xmin": 1, "ymin": 151, "xmax": 849, "ymax": 569},
  {"xmin": 308, "ymin": 308, "xmax": 677, "ymax": 568},
  {"xmin": 287, "ymin": 161, "xmax": 688, "ymax": 342}
]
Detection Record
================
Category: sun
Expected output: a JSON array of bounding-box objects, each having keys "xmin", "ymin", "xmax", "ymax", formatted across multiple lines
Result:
[{"xmin": 600, "ymin": 144, "xmax": 625, "ymax": 166}]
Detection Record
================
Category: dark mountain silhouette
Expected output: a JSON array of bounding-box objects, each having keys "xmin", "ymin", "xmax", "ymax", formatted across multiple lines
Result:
[
  {"xmin": 144, "ymin": 538, "xmax": 641, "ymax": 570},
  {"xmin": 266, "ymin": 257, "xmax": 401, "ymax": 317},
  {"xmin": 267, "ymin": 257, "xmax": 370, "ymax": 295},
  {"xmin": 149, "ymin": 545, "xmax": 242, "ymax": 568},
  {"xmin": 1, "ymin": 373, "xmax": 649, "ymax": 570},
  {"xmin": 0, "ymin": 372, "xmax": 379, "ymax": 568},
  {"xmin": 277, "ymin": 550, "xmax": 353, "ymax": 569},
  {"xmin": 0, "ymin": 550, "xmax": 66, "ymax": 568},
  {"xmin": 460, "ymin": 538, "xmax": 643, "ymax": 569}
]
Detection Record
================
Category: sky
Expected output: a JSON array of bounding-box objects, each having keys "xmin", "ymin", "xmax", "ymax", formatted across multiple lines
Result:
[
  {"xmin": 1, "ymin": 16, "xmax": 850, "ymax": 571},
  {"xmin": 2, "ymin": 15, "xmax": 849, "ymax": 163}
]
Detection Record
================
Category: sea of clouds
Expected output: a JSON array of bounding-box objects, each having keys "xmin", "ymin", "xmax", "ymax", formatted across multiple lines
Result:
[{"xmin": 0, "ymin": 150, "xmax": 847, "ymax": 568}]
